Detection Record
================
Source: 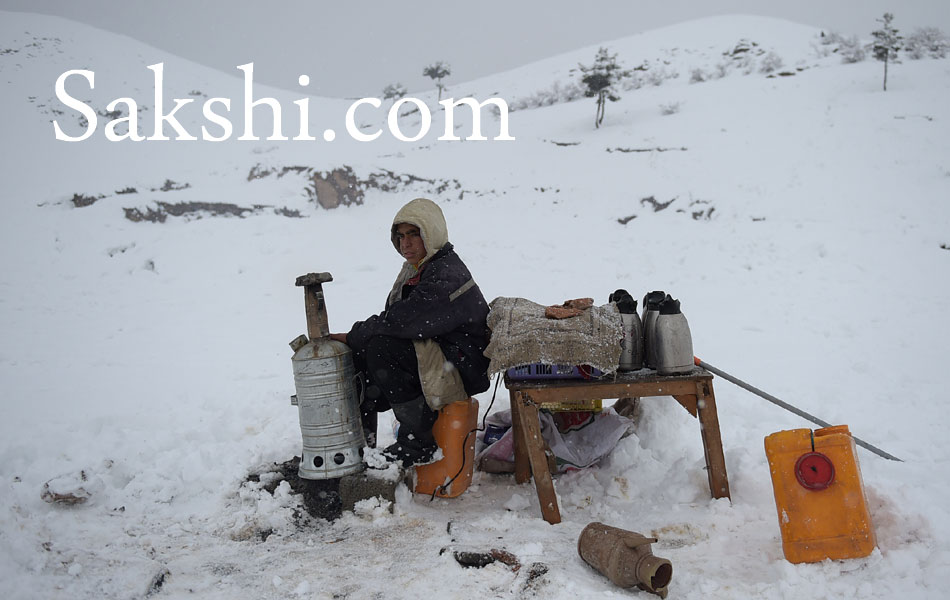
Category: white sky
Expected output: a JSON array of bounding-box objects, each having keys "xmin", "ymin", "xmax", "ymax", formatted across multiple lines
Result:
[{"xmin": 3, "ymin": 0, "xmax": 949, "ymax": 97}]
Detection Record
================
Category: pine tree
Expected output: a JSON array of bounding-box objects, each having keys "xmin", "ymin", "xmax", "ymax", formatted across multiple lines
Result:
[
  {"xmin": 870, "ymin": 13, "xmax": 902, "ymax": 91},
  {"xmin": 422, "ymin": 61, "xmax": 451, "ymax": 101},
  {"xmin": 575, "ymin": 47, "xmax": 630, "ymax": 128}
]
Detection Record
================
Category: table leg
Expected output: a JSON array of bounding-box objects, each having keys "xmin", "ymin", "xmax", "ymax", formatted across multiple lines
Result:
[
  {"xmin": 513, "ymin": 392, "xmax": 562, "ymax": 524},
  {"xmin": 510, "ymin": 390, "xmax": 530, "ymax": 484},
  {"xmin": 696, "ymin": 380, "xmax": 731, "ymax": 499},
  {"xmin": 671, "ymin": 394, "xmax": 698, "ymax": 417}
]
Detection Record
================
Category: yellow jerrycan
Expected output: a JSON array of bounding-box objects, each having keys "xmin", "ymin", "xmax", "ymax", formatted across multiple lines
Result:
[
  {"xmin": 764, "ymin": 425, "xmax": 876, "ymax": 563},
  {"xmin": 413, "ymin": 397, "xmax": 479, "ymax": 498}
]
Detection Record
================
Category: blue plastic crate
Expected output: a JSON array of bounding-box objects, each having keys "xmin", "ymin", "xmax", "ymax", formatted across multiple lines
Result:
[{"xmin": 506, "ymin": 363, "xmax": 604, "ymax": 381}]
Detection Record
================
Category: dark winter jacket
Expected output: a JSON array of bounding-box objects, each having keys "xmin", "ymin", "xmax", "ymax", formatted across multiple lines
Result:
[{"xmin": 346, "ymin": 200, "xmax": 491, "ymax": 398}]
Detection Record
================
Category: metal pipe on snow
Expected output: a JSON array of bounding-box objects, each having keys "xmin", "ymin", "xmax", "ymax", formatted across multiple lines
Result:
[{"xmin": 693, "ymin": 356, "xmax": 903, "ymax": 462}]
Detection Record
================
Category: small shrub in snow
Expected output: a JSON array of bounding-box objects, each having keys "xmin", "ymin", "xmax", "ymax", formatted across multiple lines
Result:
[
  {"xmin": 759, "ymin": 51, "xmax": 784, "ymax": 74},
  {"xmin": 382, "ymin": 82, "xmax": 407, "ymax": 102},
  {"xmin": 508, "ymin": 97, "xmax": 528, "ymax": 112},
  {"xmin": 644, "ymin": 70, "xmax": 663, "ymax": 86},
  {"xmin": 813, "ymin": 32, "xmax": 840, "ymax": 58},
  {"xmin": 814, "ymin": 31, "xmax": 866, "ymax": 63},
  {"xmin": 712, "ymin": 61, "xmax": 731, "ymax": 79},
  {"xmin": 622, "ymin": 72, "xmax": 644, "ymax": 90},
  {"xmin": 689, "ymin": 68, "xmax": 707, "ymax": 83},
  {"xmin": 838, "ymin": 35, "xmax": 867, "ymax": 63},
  {"xmin": 659, "ymin": 101, "xmax": 681, "ymax": 116},
  {"xmin": 736, "ymin": 55, "xmax": 757, "ymax": 75},
  {"xmin": 551, "ymin": 80, "xmax": 585, "ymax": 103},
  {"xmin": 819, "ymin": 30, "xmax": 846, "ymax": 46},
  {"xmin": 510, "ymin": 80, "xmax": 585, "ymax": 112},
  {"xmin": 811, "ymin": 40, "xmax": 834, "ymax": 59},
  {"xmin": 644, "ymin": 65, "xmax": 679, "ymax": 86},
  {"xmin": 905, "ymin": 27, "xmax": 950, "ymax": 59}
]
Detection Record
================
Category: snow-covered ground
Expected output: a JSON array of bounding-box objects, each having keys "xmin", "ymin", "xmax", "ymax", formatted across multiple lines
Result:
[{"xmin": 2, "ymin": 11, "xmax": 949, "ymax": 600}]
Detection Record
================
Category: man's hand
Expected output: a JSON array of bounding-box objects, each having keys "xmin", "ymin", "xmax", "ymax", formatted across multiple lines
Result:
[{"xmin": 329, "ymin": 332, "xmax": 348, "ymax": 344}]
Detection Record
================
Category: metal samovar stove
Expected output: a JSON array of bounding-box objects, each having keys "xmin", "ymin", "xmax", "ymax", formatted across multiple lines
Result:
[{"xmin": 289, "ymin": 272, "xmax": 365, "ymax": 480}]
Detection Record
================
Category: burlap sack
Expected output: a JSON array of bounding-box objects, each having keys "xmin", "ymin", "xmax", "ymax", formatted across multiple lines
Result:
[{"xmin": 484, "ymin": 297, "xmax": 623, "ymax": 376}]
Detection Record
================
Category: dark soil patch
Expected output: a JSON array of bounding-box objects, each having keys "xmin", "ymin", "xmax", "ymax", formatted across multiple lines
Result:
[
  {"xmin": 247, "ymin": 163, "xmax": 467, "ymax": 208},
  {"xmin": 157, "ymin": 179, "xmax": 191, "ymax": 192},
  {"xmin": 71, "ymin": 193, "xmax": 104, "ymax": 208},
  {"xmin": 248, "ymin": 457, "xmax": 342, "ymax": 522},
  {"xmin": 519, "ymin": 562, "xmax": 550, "ymax": 597},
  {"xmin": 123, "ymin": 201, "xmax": 303, "ymax": 223},
  {"xmin": 607, "ymin": 146, "xmax": 687, "ymax": 154},
  {"xmin": 146, "ymin": 567, "xmax": 170, "ymax": 597},
  {"xmin": 641, "ymin": 196, "xmax": 676, "ymax": 212}
]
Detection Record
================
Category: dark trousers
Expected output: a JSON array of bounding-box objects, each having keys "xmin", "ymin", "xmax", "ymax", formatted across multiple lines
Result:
[
  {"xmin": 351, "ymin": 335, "xmax": 430, "ymax": 447},
  {"xmin": 353, "ymin": 335, "xmax": 423, "ymax": 410}
]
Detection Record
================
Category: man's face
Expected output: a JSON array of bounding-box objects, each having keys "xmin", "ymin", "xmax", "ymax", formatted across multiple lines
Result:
[{"xmin": 395, "ymin": 223, "xmax": 426, "ymax": 266}]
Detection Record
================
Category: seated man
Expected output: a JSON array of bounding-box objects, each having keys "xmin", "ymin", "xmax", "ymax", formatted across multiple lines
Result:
[{"xmin": 330, "ymin": 197, "xmax": 491, "ymax": 467}]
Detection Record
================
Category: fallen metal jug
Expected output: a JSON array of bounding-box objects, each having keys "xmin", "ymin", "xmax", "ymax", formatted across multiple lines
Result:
[{"xmin": 577, "ymin": 522, "xmax": 672, "ymax": 598}]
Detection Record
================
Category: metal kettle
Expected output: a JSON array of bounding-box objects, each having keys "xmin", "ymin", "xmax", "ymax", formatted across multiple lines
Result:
[
  {"xmin": 610, "ymin": 289, "xmax": 643, "ymax": 372},
  {"xmin": 654, "ymin": 296, "xmax": 694, "ymax": 376},
  {"xmin": 641, "ymin": 291, "xmax": 666, "ymax": 369}
]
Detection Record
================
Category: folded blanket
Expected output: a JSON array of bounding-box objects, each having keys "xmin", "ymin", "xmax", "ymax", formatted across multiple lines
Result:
[{"xmin": 484, "ymin": 296, "xmax": 623, "ymax": 376}]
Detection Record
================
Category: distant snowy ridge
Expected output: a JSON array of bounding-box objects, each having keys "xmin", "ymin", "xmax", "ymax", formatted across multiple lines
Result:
[
  {"xmin": 2, "ymin": 13, "xmax": 842, "ymax": 151},
  {"xmin": 0, "ymin": 11, "xmax": 870, "ymax": 223}
]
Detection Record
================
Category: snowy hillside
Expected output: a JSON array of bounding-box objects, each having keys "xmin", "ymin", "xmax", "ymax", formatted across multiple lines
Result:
[{"xmin": 2, "ymin": 11, "xmax": 949, "ymax": 600}]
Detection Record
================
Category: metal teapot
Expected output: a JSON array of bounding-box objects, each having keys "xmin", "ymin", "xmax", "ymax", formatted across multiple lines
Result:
[
  {"xmin": 653, "ymin": 296, "xmax": 694, "ymax": 376},
  {"xmin": 610, "ymin": 289, "xmax": 643, "ymax": 371},
  {"xmin": 641, "ymin": 291, "xmax": 666, "ymax": 369}
]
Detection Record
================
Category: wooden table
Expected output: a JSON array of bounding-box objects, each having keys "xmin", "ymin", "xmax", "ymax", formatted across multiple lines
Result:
[{"xmin": 506, "ymin": 367, "xmax": 730, "ymax": 524}]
